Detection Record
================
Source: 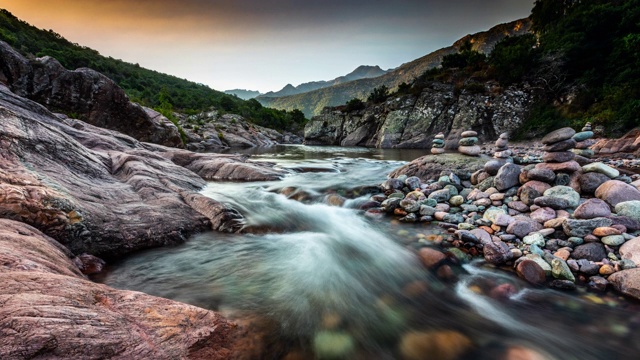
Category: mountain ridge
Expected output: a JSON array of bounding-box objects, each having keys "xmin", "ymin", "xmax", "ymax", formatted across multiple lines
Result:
[{"xmin": 257, "ymin": 19, "xmax": 531, "ymax": 118}]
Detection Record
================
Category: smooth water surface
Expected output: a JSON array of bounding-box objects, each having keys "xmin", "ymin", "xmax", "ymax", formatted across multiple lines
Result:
[{"xmin": 101, "ymin": 145, "xmax": 640, "ymax": 359}]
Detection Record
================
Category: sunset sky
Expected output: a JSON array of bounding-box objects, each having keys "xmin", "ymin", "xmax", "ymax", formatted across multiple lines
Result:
[{"xmin": 0, "ymin": 0, "xmax": 534, "ymax": 93}]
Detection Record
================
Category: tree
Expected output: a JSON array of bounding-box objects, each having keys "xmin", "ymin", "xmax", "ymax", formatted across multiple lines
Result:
[
  {"xmin": 489, "ymin": 34, "xmax": 540, "ymax": 85},
  {"xmin": 345, "ymin": 98, "xmax": 365, "ymax": 112},
  {"xmin": 367, "ymin": 85, "xmax": 389, "ymax": 103}
]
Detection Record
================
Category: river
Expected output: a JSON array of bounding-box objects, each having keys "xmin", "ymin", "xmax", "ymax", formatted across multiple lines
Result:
[{"xmin": 100, "ymin": 145, "xmax": 640, "ymax": 359}]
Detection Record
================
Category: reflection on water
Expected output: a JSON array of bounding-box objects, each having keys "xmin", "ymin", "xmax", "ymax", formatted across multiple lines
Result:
[{"xmin": 101, "ymin": 146, "xmax": 640, "ymax": 359}]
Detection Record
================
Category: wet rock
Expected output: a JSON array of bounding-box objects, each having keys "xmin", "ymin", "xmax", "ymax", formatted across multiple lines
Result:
[
  {"xmin": 573, "ymin": 198, "xmax": 612, "ymax": 219},
  {"xmin": 595, "ymin": 180, "xmax": 640, "ymax": 207},
  {"xmin": 72, "ymin": 253, "xmax": 106, "ymax": 275},
  {"xmin": 428, "ymin": 188, "xmax": 451, "ymax": 203},
  {"xmin": 563, "ymin": 218, "xmax": 613, "ymax": 238},
  {"xmin": 382, "ymin": 178, "xmax": 405, "ymax": 192},
  {"xmin": 580, "ymin": 262, "xmax": 600, "ymax": 275},
  {"xmin": 579, "ymin": 172, "xmax": 611, "ymax": 195},
  {"xmin": 494, "ymin": 163, "xmax": 521, "ymax": 191},
  {"xmin": 572, "ymin": 243, "xmax": 607, "ymax": 262},
  {"xmin": 588, "ymin": 276, "xmax": 609, "ymax": 292},
  {"xmin": 609, "ymin": 268, "xmax": 640, "ymax": 300},
  {"xmin": 399, "ymin": 330, "xmax": 472, "ymax": 360},
  {"xmin": 405, "ymin": 176, "xmax": 422, "ymax": 190},
  {"xmin": 549, "ymin": 280, "xmax": 577, "ymax": 290},
  {"xmin": 542, "ymin": 127, "xmax": 576, "ymax": 145},
  {"xmin": 312, "ymin": 331, "xmax": 356, "ymax": 359},
  {"xmin": 599, "ymin": 264, "xmax": 616, "ymax": 275}
]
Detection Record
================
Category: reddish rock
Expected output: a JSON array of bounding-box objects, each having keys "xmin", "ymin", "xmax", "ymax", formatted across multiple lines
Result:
[
  {"xmin": 72, "ymin": 253, "xmax": 106, "ymax": 275},
  {"xmin": 619, "ymin": 237, "xmax": 640, "ymax": 265},
  {"xmin": 573, "ymin": 198, "xmax": 612, "ymax": 219},
  {"xmin": 516, "ymin": 259, "xmax": 547, "ymax": 286},
  {"xmin": 0, "ymin": 219, "xmax": 246, "ymax": 359},
  {"xmin": 595, "ymin": 180, "xmax": 640, "ymax": 207},
  {"xmin": 609, "ymin": 268, "xmax": 640, "ymax": 300},
  {"xmin": 418, "ymin": 247, "xmax": 447, "ymax": 269},
  {"xmin": 535, "ymin": 161, "xmax": 581, "ymax": 173},
  {"xmin": 591, "ymin": 128, "xmax": 640, "ymax": 156},
  {"xmin": 530, "ymin": 207, "xmax": 556, "ymax": 224},
  {"xmin": 592, "ymin": 227, "xmax": 622, "ymax": 237}
]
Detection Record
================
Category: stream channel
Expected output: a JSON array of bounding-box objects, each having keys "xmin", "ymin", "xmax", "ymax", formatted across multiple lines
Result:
[{"xmin": 100, "ymin": 145, "xmax": 640, "ymax": 359}]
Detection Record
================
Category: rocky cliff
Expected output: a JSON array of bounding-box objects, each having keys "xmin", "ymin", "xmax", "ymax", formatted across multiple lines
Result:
[
  {"xmin": 304, "ymin": 81, "xmax": 537, "ymax": 148},
  {"xmin": 259, "ymin": 19, "xmax": 531, "ymax": 118},
  {"xmin": 0, "ymin": 41, "xmax": 184, "ymax": 147}
]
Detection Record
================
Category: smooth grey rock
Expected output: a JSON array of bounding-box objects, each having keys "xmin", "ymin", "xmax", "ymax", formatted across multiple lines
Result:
[
  {"xmin": 494, "ymin": 163, "xmax": 521, "ymax": 191},
  {"xmin": 563, "ymin": 218, "xmax": 613, "ymax": 237},
  {"xmin": 572, "ymin": 242, "xmax": 607, "ymax": 262},
  {"xmin": 541, "ymin": 127, "xmax": 576, "ymax": 145}
]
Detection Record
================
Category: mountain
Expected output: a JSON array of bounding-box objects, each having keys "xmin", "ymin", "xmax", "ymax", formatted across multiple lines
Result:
[
  {"xmin": 224, "ymin": 89, "xmax": 262, "ymax": 100},
  {"xmin": 258, "ymin": 19, "xmax": 531, "ymax": 118},
  {"xmin": 259, "ymin": 65, "xmax": 388, "ymax": 99}
]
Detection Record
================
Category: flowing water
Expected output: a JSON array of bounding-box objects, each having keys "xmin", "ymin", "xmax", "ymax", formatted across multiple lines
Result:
[{"xmin": 100, "ymin": 145, "xmax": 640, "ymax": 359}]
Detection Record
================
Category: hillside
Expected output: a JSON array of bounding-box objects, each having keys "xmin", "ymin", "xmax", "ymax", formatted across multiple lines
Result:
[
  {"xmin": 0, "ymin": 9, "xmax": 306, "ymax": 133},
  {"xmin": 259, "ymin": 65, "xmax": 388, "ymax": 99},
  {"xmin": 258, "ymin": 19, "xmax": 531, "ymax": 118}
]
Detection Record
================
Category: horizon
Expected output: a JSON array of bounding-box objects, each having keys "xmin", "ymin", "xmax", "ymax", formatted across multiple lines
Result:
[{"xmin": 0, "ymin": 0, "xmax": 534, "ymax": 93}]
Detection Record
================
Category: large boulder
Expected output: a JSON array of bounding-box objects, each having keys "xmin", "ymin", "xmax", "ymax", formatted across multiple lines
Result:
[
  {"xmin": 0, "ymin": 41, "xmax": 182, "ymax": 147},
  {"xmin": 0, "ymin": 219, "xmax": 248, "ymax": 358},
  {"xmin": 595, "ymin": 180, "xmax": 640, "ymax": 207},
  {"xmin": 609, "ymin": 268, "xmax": 640, "ymax": 301},
  {"xmin": 388, "ymin": 153, "xmax": 487, "ymax": 181},
  {"xmin": 0, "ymin": 84, "xmax": 282, "ymax": 257}
]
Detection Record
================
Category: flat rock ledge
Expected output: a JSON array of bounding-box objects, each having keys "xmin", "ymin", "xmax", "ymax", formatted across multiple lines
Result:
[{"xmin": 0, "ymin": 219, "xmax": 250, "ymax": 359}]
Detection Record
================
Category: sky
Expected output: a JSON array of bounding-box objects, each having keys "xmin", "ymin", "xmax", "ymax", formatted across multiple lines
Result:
[{"xmin": 0, "ymin": 0, "xmax": 535, "ymax": 93}]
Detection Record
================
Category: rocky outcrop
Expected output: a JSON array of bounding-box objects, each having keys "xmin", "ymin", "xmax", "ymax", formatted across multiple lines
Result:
[
  {"xmin": 591, "ymin": 128, "xmax": 640, "ymax": 157},
  {"xmin": 305, "ymin": 82, "xmax": 536, "ymax": 148},
  {"xmin": 388, "ymin": 153, "xmax": 488, "ymax": 180},
  {"xmin": 178, "ymin": 110, "xmax": 302, "ymax": 151},
  {"xmin": 0, "ymin": 40, "xmax": 183, "ymax": 147},
  {"xmin": 0, "ymin": 219, "xmax": 246, "ymax": 359},
  {"xmin": 0, "ymin": 83, "xmax": 284, "ymax": 258}
]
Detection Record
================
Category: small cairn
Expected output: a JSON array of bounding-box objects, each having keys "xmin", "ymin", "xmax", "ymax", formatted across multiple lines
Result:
[
  {"xmin": 431, "ymin": 133, "xmax": 445, "ymax": 155},
  {"xmin": 571, "ymin": 122, "xmax": 595, "ymax": 161},
  {"xmin": 493, "ymin": 132, "xmax": 512, "ymax": 159},
  {"xmin": 458, "ymin": 130, "xmax": 480, "ymax": 156}
]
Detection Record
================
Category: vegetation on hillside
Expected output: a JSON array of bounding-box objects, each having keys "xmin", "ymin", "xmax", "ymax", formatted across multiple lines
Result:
[
  {"xmin": 340, "ymin": 0, "xmax": 639, "ymax": 139},
  {"xmin": 0, "ymin": 9, "xmax": 307, "ymax": 133}
]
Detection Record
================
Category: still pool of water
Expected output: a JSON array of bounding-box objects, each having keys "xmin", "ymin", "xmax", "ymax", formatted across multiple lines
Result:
[{"xmin": 100, "ymin": 145, "xmax": 640, "ymax": 359}]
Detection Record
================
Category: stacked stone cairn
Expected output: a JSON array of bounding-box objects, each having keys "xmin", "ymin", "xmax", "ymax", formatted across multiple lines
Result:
[
  {"xmin": 458, "ymin": 130, "xmax": 480, "ymax": 156},
  {"xmin": 431, "ymin": 133, "xmax": 445, "ymax": 155},
  {"xmin": 372, "ymin": 126, "xmax": 640, "ymax": 298},
  {"xmin": 571, "ymin": 122, "xmax": 595, "ymax": 162},
  {"xmin": 494, "ymin": 132, "xmax": 511, "ymax": 159}
]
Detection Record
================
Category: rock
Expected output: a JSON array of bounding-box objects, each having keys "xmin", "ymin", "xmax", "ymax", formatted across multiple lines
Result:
[
  {"xmin": 535, "ymin": 161, "xmax": 581, "ymax": 173},
  {"xmin": 582, "ymin": 162, "xmax": 620, "ymax": 178},
  {"xmin": 579, "ymin": 172, "xmax": 611, "ymax": 194},
  {"xmin": 484, "ymin": 241, "xmax": 514, "ymax": 265},
  {"xmin": 458, "ymin": 145, "xmax": 481, "ymax": 156},
  {"xmin": 542, "ymin": 138, "xmax": 577, "ymax": 152},
  {"xmin": 543, "ymin": 151, "xmax": 575, "ymax": 163},
  {"xmin": 549, "ymin": 280, "xmax": 577, "ymax": 290},
  {"xmin": 573, "ymin": 131, "xmax": 594, "ymax": 142},
  {"xmin": 525, "ymin": 168, "xmax": 556, "ymax": 183},
  {"xmin": 523, "ymin": 233, "xmax": 545, "ymax": 247},
  {"xmin": 572, "ymin": 148, "xmax": 595, "ymax": 158},
  {"xmin": 458, "ymin": 137, "xmax": 478, "ymax": 146},
  {"xmin": 495, "ymin": 138, "xmax": 508, "ymax": 148},
  {"xmin": 382, "ymin": 178, "xmax": 405, "ymax": 191},
  {"xmin": 595, "ymin": 180, "xmax": 640, "ymax": 207},
  {"xmin": 563, "ymin": 218, "xmax": 613, "ymax": 238},
  {"xmin": 470, "ymin": 228, "xmax": 493, "ymax": 245},
  {"xmin": 601, "ymin": 235, "xmax": 625, "ymax": 246},
  {"xmin": 0, "ymin": 43, "xmax": 182, "ymax": 148},
  {"xmin": 405, "ymin": 176, "xmax": 422, "ymax": 190},
  {"xmin": 428, "ymin": 189, "xmax": 451, "ymax": 203},
  {"xmin": 543, "ymin": 186, "xmax": 580, "ymax": 208},
  {"xmin": 551, "ymin": 258, "xmax": 576, "ymax": 282},
  {"xmin": 588, "ymin": 276, "xmax": 609, "ymax": 292},
  {"xmin": 484, "ymin": 207, "xmax": 508, "ymax": 223},
  {"xmin": 461, "ymin": 130, "xmax": 478, "ymax": 137},
  {"xmin": 0, "ymin": 219, "xmax": 245, "ymax": 359},
  {"xmin": 398, "ymin": 330, "xmax": 472, "ymax": 360},
  {"xmin": 507, "ymin": 219, "xmax": 543, "ymax": 238},
  {"xmin": 573, "ymin": 198, "xmax": 612, "ymax": 219},
  {"xmin": 609, "ymin": 216, "xmax": 640, "ymax": 232},
  {"xmin": 507, "ymin": 201, "xmax": 530, "ymax": 213},
  {"xmin": 592, "ymin": 227, "xmax": 621, "ymax": 237},
  {"xmin": 389, "ymin": 153, "xmax": 486, "ymax": 182},
  {"xmin": 484, "ymin": 159, "xmax": 508, "ymax": 176},
  {"xmin": 519, "ymin": 187, "xmax": 541, "ymax": 206},
  {"xmin": 609, "ymin": 268, "xmax": 640, "ymax": 300},
  {"xmin": 431, "ymin": 147, "xmax": 446, "ymax": 154},
  {"xmin": 494, "ymin": 163, "xmax": 521, "ymax": 191},
  {"xmin": 615, "ymin": 201, "xmax": 640, "ymax": 222},
  {"xmin": 449, "ymin": 195, "xmax": 465, "ymax": 206},
  {"xmin": 72, "ymin": 253, "xmax": 106, "ymax": 275},
  {"xmin": 572, "ymin": 243, "xmax": 607, "ymax": 262},
  {"xmin": 619, "ymin": 237, "xmax": 640, "ymax": 265},
  {"xmin": 529, "ymin": 207, "xmax": 556, "ymax": 223},
  {"xmin": 541, "ymin": 127, "xmax": 576, "ymax": 145},
  {"xmin": 533, "ymin": 196, "xmax": 570, "ymax": 210},
  {"xmin": 312, "ymin": 331, "xmax": 356, "ymax": 359}
]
